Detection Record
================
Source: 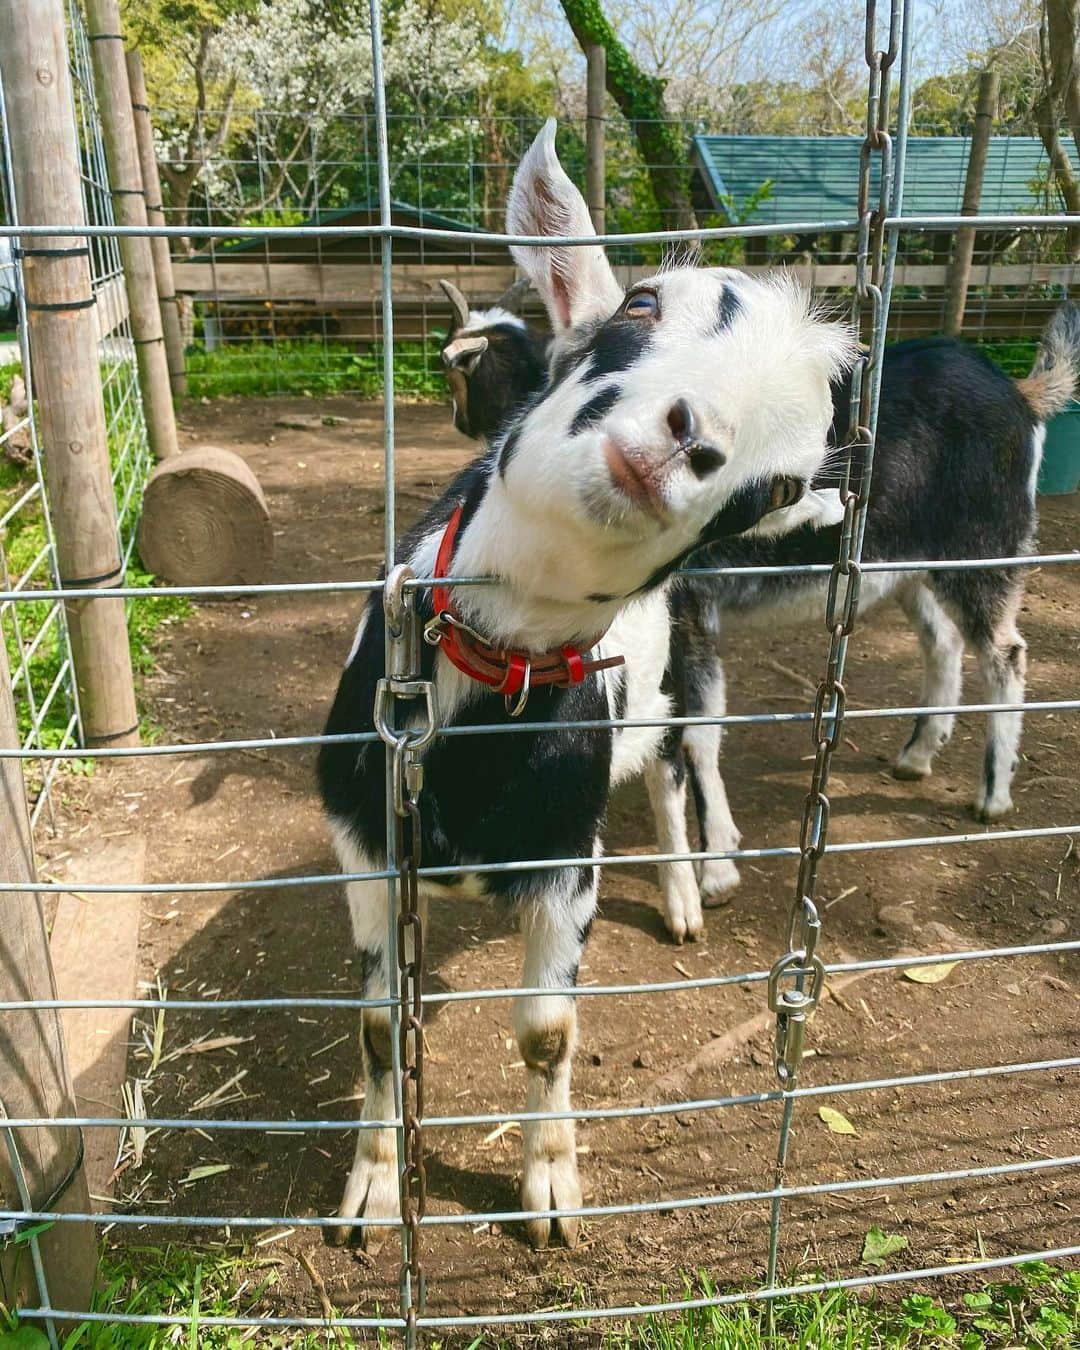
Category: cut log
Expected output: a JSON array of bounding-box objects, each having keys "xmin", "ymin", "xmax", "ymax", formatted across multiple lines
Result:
[{"xmin": 137, "ymin": 444, "xmax": 273, "ymax": 587}]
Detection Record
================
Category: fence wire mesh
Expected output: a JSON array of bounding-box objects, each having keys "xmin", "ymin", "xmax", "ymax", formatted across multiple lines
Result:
[
  {"xmin": 0, "ymin": 0, "xmax": 154, "ymax": 829},
  {"xmin": 0, "ymin": 0, "xmax": 1078, "ymax": 1343}
]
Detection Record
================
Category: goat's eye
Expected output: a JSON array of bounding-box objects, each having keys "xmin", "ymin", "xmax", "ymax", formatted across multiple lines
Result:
[{"xmin": 621, "ymin": 289, "xmax": 659, "ymax": 320}]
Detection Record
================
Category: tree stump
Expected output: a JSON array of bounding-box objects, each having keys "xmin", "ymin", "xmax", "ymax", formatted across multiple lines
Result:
[{"xmin": 137, "ymin": 445, "xmax": 273, "ymax": 586}]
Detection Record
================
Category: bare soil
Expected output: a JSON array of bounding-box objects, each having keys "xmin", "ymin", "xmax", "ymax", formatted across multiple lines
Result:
[{"xmin": 40, "ymin": 397, "xmax": 1080, "ymax": 1340}]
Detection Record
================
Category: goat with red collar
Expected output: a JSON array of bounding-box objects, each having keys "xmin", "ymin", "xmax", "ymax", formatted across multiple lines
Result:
[{"xmin": 317, "ymin": 120, "xmax": 855, "ymax": 1251}]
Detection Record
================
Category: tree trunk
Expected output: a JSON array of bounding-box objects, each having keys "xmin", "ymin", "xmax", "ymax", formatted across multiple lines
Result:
[
  {"xmin": 558, "ymin": 0, "xmax": 697, "ymax": 232},
  {"xmin": 1037, "ymin": 1, "xmax": 1080, "ymax": 259}
]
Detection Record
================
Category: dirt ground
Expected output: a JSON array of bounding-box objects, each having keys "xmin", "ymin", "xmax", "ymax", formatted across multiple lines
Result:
[{"xmin": 39, "ymin": 396, "xmax": 1080, "ymax": 1338}]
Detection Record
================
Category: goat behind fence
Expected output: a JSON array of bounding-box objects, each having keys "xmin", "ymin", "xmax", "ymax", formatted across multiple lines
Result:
[{"xmin": 0, "ymin": 0, "xmax": 1078, "ymax": 1345}]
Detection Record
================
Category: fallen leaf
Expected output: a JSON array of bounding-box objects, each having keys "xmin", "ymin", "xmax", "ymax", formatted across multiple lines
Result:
[
  {"xmin": 180, "ymin": 1163, "xmax": 231, "ymax": 1184},
  {"xmin": 902, "ymin": 961, "xmax": 959, "ymax": 984},
  {"xmin": 818, "ymin": 1105, "xmax": 857, "ymax": 1136},
  {"xmin": 861, "ymin": 1225, "xmax": 909, "ymax": 1266}
]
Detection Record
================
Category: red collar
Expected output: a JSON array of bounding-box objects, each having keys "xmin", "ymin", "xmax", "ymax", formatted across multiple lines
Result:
[{"xmin": 424, "ymin": 505, "xmax": 625, "ymax": 713}]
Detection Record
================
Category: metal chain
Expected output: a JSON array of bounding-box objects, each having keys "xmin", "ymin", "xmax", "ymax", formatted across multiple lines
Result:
[
  {"xmin": 764, "ymin": 0, "xmax": 900, "ymax": 1320},
  {"xmin": 768, "ymin": 0, "xmax": 900, "ymax": 1094},
  {"xmin": 373, "ymin": 565, "xmax": 438, "ymax": 1342}
]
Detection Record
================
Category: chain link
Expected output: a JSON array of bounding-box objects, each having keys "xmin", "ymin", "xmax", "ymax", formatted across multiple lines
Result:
[
  {"xmin": 769, "ymin": 0, "xmax": 900, "ymax": 1090},
  {"xmin": 373, "ymin": 565, "xmax": 438, "ymax": 1336}
]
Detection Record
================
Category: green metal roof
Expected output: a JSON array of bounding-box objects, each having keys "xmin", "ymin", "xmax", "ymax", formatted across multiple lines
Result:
[{"xmin": 691, "ymin": 134, "xmax": 1079, "ymax": 226}]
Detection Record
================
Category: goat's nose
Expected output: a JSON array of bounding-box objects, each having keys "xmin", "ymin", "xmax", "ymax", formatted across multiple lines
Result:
[
  {"xmin": 686, "ymin": 442, "xmax": 727, "ymax": 478},
  {"xmin": 667, "ymin": 398, "xmax": 726, "ymax": 478},
  {"xmin": 667, "ymin": 398, "xmax": 695, "ymax": 442}
]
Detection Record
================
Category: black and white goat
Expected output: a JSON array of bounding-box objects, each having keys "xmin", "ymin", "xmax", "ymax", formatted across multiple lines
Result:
[
  {"xmin": 318, "ymin": 120, "xmax": 855, "ymax": 1249},
  {"xmin": 436, "ymin": 261, "xmax": 1080, "ymax": 920}
]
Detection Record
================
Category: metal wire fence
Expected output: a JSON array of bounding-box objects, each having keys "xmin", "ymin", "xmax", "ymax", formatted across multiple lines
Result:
[
  {"xmin": 0, "ymin": 0, "xmax": 1078, "ymax": 1344},
  {"xmin": 150, "ymin": 88, "xmax": 1079, "ymax": 398},
  {"xmin": 0, "ymin": 0, "xmax": 152, "ymax": 826}
]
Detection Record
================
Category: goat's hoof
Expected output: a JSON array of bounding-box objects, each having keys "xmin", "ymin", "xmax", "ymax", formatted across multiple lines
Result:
[
  {"xmin": 522, "ymin": 1153, "xmax": 581, "ymax": 1250},
  {"xmin": 701, "ymin": 859, "xmax": 740, "ymax": 908},
  {"xmin": 974, "ymin": 795, "xmax": 1013, "ymax": 822},
  {"xmin": 330, "ymin": 1155, "xmax": 399, "ymax": 1251},
  {"xmin": 664, "ymin": 870, "xmax": 704, "ymax": 944},
  {"xmin": 892, "ymin": 758, "xmax": 931, "ymax": 782},
  {"xmin": 665, "ymin": 911, "xmax": 704, "ymax": 944}
]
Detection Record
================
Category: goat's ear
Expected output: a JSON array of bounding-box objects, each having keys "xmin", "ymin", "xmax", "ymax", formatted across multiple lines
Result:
[{"xmin": 507, "ymin": 119, "xmax": 622, "ymax": 332}]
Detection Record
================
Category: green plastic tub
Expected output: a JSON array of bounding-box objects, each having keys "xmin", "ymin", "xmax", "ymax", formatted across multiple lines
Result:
[{"xmin": 1039, "ymin": 399, "xmax": 1080, "ymax": 494}]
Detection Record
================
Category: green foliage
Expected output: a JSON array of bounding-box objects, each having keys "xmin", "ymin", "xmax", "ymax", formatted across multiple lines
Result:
[
  {"xmin": 1, "ymin": 1242, "xmax": 1077, "ymax": 1349},
  {"xmin": 0, "ymin": 363, "xmax": 191, "ymax": 758},
  {"xmin": 185, "ymin": 337, "xmax": 446, "ymax": 399},
  {"xmin": 0, "ymin": 362, "xmax": 21, "ymax": 403},
  {"xmin": 977, "ymin": 338, "xmax": 1040, "ymax": 378}
]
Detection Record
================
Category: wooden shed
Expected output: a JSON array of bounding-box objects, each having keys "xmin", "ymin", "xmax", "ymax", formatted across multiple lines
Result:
[{"xmin": 173, "ymin": 200, "xmax": 521, "ymax": 346}]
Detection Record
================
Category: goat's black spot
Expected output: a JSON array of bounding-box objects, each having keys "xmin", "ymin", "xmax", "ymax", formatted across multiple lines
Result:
[
  {"xmin": 901, "ymin": 715, "xmax": 928, "ymax": 753},
  {"xmin": 570, "ymin": 383, "xmax": 620, "ymax": 436},
  {"xmin": 715, "ymin": 286, "xmax": 742, "ymax": 333},
  {"xmin": 586, "ymin": 319, "xmax": 652, "ymax": 380},
  {"xmin": 497, "ymin": 424, "xmax": 522, "ymax": 476},
  {"xmin": 357, "ymin": 948, "xmax": 380, "ymax": 990}
]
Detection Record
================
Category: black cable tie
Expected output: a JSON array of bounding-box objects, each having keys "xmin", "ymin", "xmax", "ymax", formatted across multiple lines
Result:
[
  {"xmin": 132, "ymin": 335, "xmax": 163, "ymax": 345},
  {"xmin": 88, "ymin": 31, "xmax": 124, "ymax": 40},
  {"xmin": 58, "ymin": 564, "xmax": 124, "ymax": 589},
  {"xmin": 11, "ymin": 1135, "xmax": 87, "ymax": 1238},
  {"xmin": 14, "ymin": 245, "xmax": 90, "ymax": 260},
  {"xmin": 26, "ymin": 296, "xmax": 96, "ymax": 312},
  {"xmin": 132, "ymin": 102, "xmax": 150, "ymax": 112},
  {"xmin": 110, "ymin": 186, "xmax": 145, "ymax": 197},
  {"xmin": 88, "ymin": 721, "xmax": 140, "ymax": 745},
  {"xmin": 145, "ymin": 202, "xmax": 163, "ymax": 213},
  {"xmin": 161, "ymin": 294, "xmax": 178, "ymax": 303}
]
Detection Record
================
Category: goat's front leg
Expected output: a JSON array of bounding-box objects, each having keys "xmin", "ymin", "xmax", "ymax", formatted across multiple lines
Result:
[
  {"xmin": 645, "ymin": 747, "xmax": 704, "ymax": 942},
  {"xmin": 514, "ymin": 867, "xmax": 597, "ymax": 1249},
  {"xmin": 330, "ymin": 873, "xmax": 402, "ymax": 1251},
  {"xmin": 682, "ymin": 659, "xmax": 742, "ymax": 906}
]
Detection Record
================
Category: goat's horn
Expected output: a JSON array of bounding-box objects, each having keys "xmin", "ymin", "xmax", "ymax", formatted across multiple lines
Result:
[
  {"xmin": 439, "ymin": 279, "xmax": 471, "ymax": 331},
  {"xmin": 494, "ymin": 275, "xmax": 532, "ymax": 313},
  {"xmin": 441, "ymin": 334, "xmax": 489, "ymax": 368}
]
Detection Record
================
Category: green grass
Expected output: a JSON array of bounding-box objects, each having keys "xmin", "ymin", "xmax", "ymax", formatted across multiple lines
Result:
[
  {"xmin": 1, "ymin": 1244, "xmax": 1076, "ymax": 1350},
  {"xmin": 185, "ymin": 337, "xmax": 446, "ymax": 401}
]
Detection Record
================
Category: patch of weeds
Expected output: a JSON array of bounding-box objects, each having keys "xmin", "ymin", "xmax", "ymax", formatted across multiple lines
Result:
[
  {"xmin": 600, "ymin": 1261, "xmax": 1080, "ymax": 1348},
  {"xmin": 0, "ymin": 360, "xmax": 23, "ymax": 402},
  {"xmin": 1, "ymin": 360, "xmax": 191, "ymax": 761},
  {"xmin": 1, "ymin": 1241, "xmax": 400, "ymax": 1349},
  {"xmin": 184, "ymin": 337, "xmax": 446, "ymax": 401},
  {"xmin": 976, "ymin": 338, "xmax": 1040, "ymax": 380}
]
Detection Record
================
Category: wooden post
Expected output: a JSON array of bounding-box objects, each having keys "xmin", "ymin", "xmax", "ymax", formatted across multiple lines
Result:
[
  {"xmin": 85, "ymin": 0, "xmax": 178, "ymax": 460},
  {"xmin": 0, "ymin": 0, "xmax": 140, "ymax": 748},
  {"xmin": 126, "ymin": 49, "xmax": 187, "ymax": 397},
  {"xmin": 0, "ymin": 639, "xmax": 98, "ymax": 1316},
  {"xmin": 944, "ymin": 69, "xmax": 999, "ymax": 338},
  {"xmin": 585, "ymin": 43, "xmax": 606, "ymax": 235}
]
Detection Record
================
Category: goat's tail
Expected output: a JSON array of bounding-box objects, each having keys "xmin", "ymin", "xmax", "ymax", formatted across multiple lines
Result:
[{"xmin": 1015, "ymin": 301, "xmax": 1080, "ymax": 420}]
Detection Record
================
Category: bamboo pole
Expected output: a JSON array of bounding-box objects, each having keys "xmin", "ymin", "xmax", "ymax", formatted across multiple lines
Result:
[
  {"xmin": 585, "ymin": 43, "xmax": 606, "ymax": 235},
  {"xmin": 85, "ymin": 0, "xmax": 178, "ymax": 460},
  {"xmin": 0, "ymin": 639, "xmax": 97, "ymax": 1317},
  {"xmin": 0, "ymin": 0, "xmax": 140, "ymax": 748},
  {"xmin": 126, "ymin": 49, "xmax": 187, "ymax": 397},
  {"xmin": 944, "ymin": 70, "xmax": 1000, "ymax": 337}
]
